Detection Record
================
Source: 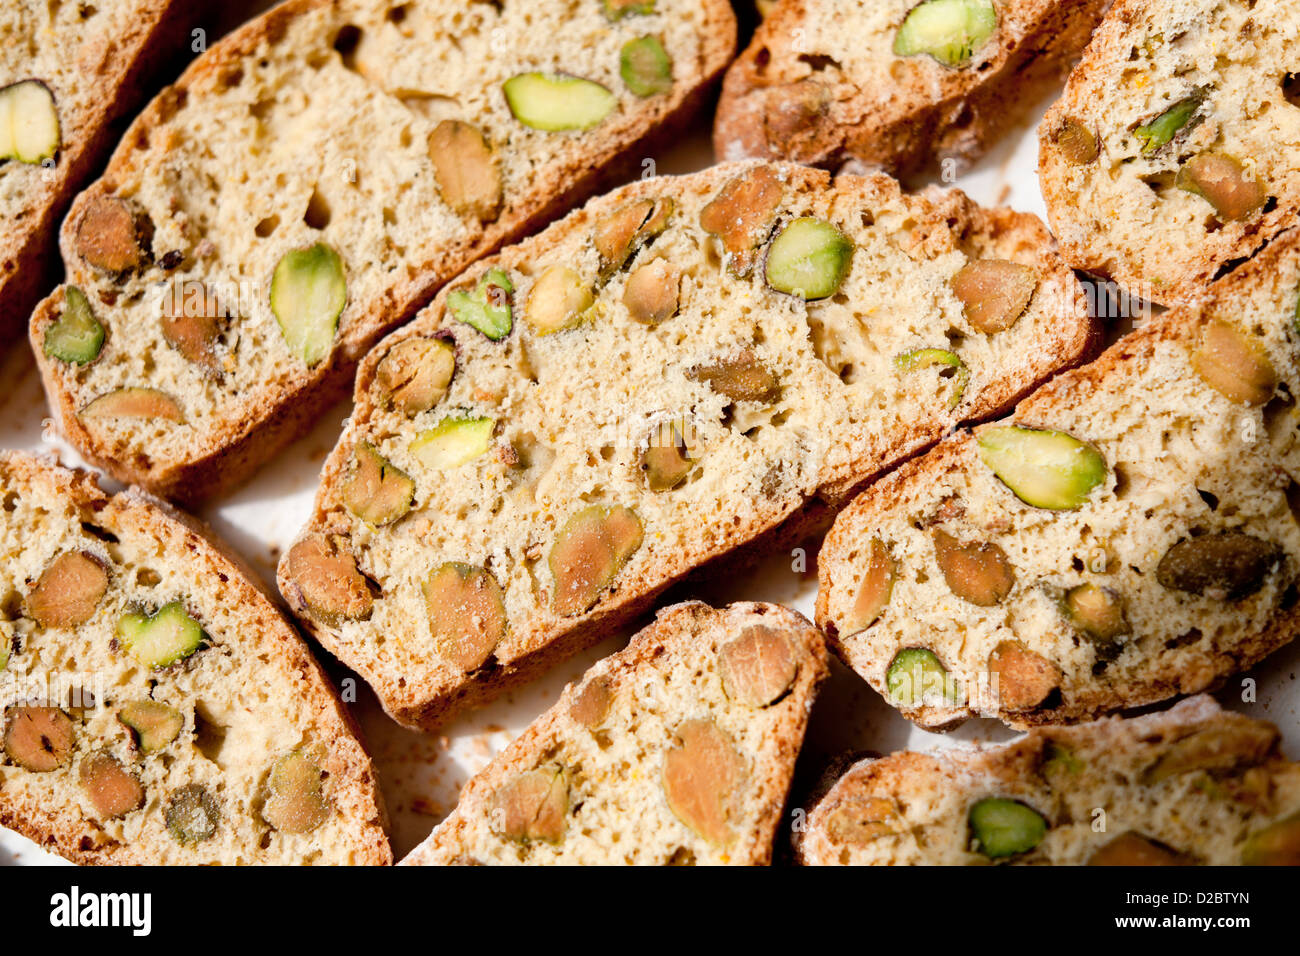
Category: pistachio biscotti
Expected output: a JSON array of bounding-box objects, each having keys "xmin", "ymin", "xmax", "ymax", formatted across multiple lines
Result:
[
  {"xmin": 278, "ymin": 161, "xmax": 1096, "ymax": 730},
  {"xmin": 713, "ymin": 0, "xmax": 1111, "ymax": 174},
  {"xmin": 0, "ymin": 453, "xmax": 390, "ymax": 865},
  {"xmin": 817, "ymin": 227, "xmax": 1300, "ymax": 730},
  {"xmin": 27, "ymin": 0, "xmax": 737, "ymax": 503},
  {"xmin": 0, "ymin": 1, "xmax": 195, "ymax": 347},
  {"xmin": 1040, "ymin": 0, "xmax": 1300, "ymax": 305},
  {"xmin": 403, "ymin": 601, "xmax": 828, "ymax": 865},
  {"xmin": 796, "ymin": 695, "xmax": 1300, "ymax": 865}
]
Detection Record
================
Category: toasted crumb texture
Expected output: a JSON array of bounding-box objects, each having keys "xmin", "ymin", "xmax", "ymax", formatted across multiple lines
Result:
[
  {"xmin": 28, "ymin": 0, "xmax": 737, "ymax": 503},
  {"xmin": 280, "ymin": 160, "xmax": 1096, "ymax": 731},
  {"xmin": 818, "ymin": 227, "xmax": 1300, "ymax": 729},
  {"xmin": 0, "ymin": 453, "xmax": 390, "ymax": 865},
  {"xmin": 0, "ymin": 1, "xmax": 193, "ymax": 348},
  {"xmin": 797, "ymin": 696, "xmax": 1300, "ymax": 865},
  {"xmin": 714, "ymin": 0, "xmax": 1111, "ymax": 175},
  {"xmin": 1040, "ymin": 0, "xmax": 1300, "ymax": 305},
  {"xmin": 403, "ymin": 601, "xmax": 828, "ymax": 865}
]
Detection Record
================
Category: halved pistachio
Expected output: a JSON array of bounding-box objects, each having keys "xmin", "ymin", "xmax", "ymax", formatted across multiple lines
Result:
[
  {"xmin": 893, "ymin": 0, "xmax": 997, "ymax": 68},
  {"xmin": 4, "ymin": 705, "xmax": 75, "ymax": 772},
  {"xmin": 1053, "ymin": 118, "xmax": 1098, "ymax": 165},
  {"xmin": 1241, "ymin": 813, "xmax": 1300, "ymax": 865},
  {"xmin": 81, "ymin": 387, "xmax": 184, "ymax": 423},
  {"xmin": 429, "ymin": 120, "xmax": 502, "ymax": 222},
  {"xmin": 411, "ymin": 416, "xmax": 494, "ymax": 469},
  {"xmin": 845, "ymin": 538, "xmax": 895, "ymax": 634},
  {"xmin": 117, "ymin": 602, "xmax": 205, "ymax": 669},
  {"xmin": 447, "ymin": 268, "xmax": 514, "ymax": 340},
  {"xmin": 1142, "ymin": 723, "xmax": 1278, "ymax": 785},
  {"xmin": 895, "ymin": 347, "xmax": 969, "ymax": 410},
  {"xmin": 699, "ymin": 166, "xmax": 784, "ymax": 277},
  {"xmin": 43, "ymin": 287, "xmax": 104, "ymax": 364},
  {"xmin": 283, "ymin": 534, "xmax": 373, "ymax": 625},
  {"xmin": 73, "ymin": 195, "xmax": 150, "ymax": 275},
  {"xmin": 621, "ymin": 36, "xmax": 673, "ymax": 97},
  {"xmin": 976, "ymin": 425, "xmax": 1107, "ymax": 510},
  {"xmin": 503, "ymin": 73, "xmax": 615, "ymax": 132},
  {"xmin": 885, "ymin": 647, "xmax": 961, "ymax": 708},
  {"xmin": 1134, "ymin": 92, "xmax": 1205, "ymax": 154},
  {"xmin": 933, "ymin": 529, "xmax": 1015, "ymax": 606},
  {"xmin": 1062, "ymin": 583, "xmax": 1129, "ymax": 643},
  {"xmin": 1191, "ymin": 320, "xmax": 1277, "ymax": 406},
  {"xmin": 624, "ymin": 259, "xmax": 680, "ymax": 325},
  {"xmin": 569, "ymin": 675, "xmax": 613, "ymax": 729},
  {"xmin": 640, "ymin": 421, "xmax": 693, "ymax": 491},
  {"xmin": 80, "ymin": 752, "xmax": 144, "ymax": 819},
  {"xmin": 160, "ymin": 280, "xmax": 225, "ymax": 368},
  {"xmin": 825, "ymin": 796, "xmax": 902, "ymax": 846},
  {"xmin": 687, "ymin": 350, "xmax": 780, "ymax": 403},
  {"xmin": 490, "ymin": 765, "xmax": 569, "ymax": 843},
  {"xmin": 423, "ymin": 562, "xmax": 506, "ymax": 671},
  {"xmin": 524, "ymin": 266, "xmax": 594, "ymax": 334},
  {"xmin": 0, "ymin": 79, "xmax": 60, "ymax": 164},
  {"xmin": 719, "ymin": 625, "xmax": 797, "ymax": 708},
  {"xmin": 662, "ymin": 718, "xmax": 744, "ymax": 846},
  {"xmin": 549, "ymin": 505, "xmax": 643, "ymax": 616},
  {"xmin": 270, "ymin": 243, "xmax": 346, "ymax": 366},
  {"xmin": 968, "ymin": 797, "xmax": 1048, "ymax": 859},
  {"xmin": 166, "ymin": 783, "xmax": 219, "ymax": 844},
  {"xmin": 594, "ymin": 198, "xmax": 673, "ymax": 277},
  {"xmin": 602, "ymin": 0, "xmax": 654, "ymax": 18},
  {"xmin": 118, "ymin": 700, "xmax": 184, "ymax": 753},
  {"xmin": 989, "ymin": 640, "xmax": 1061, "ymax": 711},
  {"xmin": 1155, "ymin": 532, "xmax": 1281, "ymax": 601},
  {"xmin": 25, "ymin": 550, "xmax": 109, "ymax": 628},
  {"xmin": 1177, "ymin": 153, "xmax": 1266, "ymax": 221},
  {"xmin": 342, "ymin": 443, "xmax": 415, "ymax": 526},
  {"xmin": 263, "ymin": 748, "xmax": 330, "ymax": 834},
  {"xmin": 375, "ymin": 337, "xmax": 455, "ymax": 415},
  {"xmin": 764, "ymin": 217, "xmax": 853, "ymax": 300},
  {"xmin": 952, "ymin": 259, "xmax": 1038, "ymax": 333}
]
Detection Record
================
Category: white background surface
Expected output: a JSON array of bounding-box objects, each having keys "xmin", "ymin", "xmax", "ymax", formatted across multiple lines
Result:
[{"xmin": 2, "ymin": 4, "xmax": 1297, "ymax": 866}]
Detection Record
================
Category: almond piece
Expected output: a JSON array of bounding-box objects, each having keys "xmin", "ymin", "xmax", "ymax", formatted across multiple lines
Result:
[
  {"xmin": 719, "ymin": 625, "xmax": 797, "ymax": 708},
  {"xmin": 662, "ymin": 718, "xmax": 744, "ymax": 845},
  {"xmin": 25, "ymin": 550, "xmax": 109, "ymax": 628}
]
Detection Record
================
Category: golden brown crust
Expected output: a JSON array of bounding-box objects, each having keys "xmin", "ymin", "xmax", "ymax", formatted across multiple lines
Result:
[{"xmin": 0, "ymin": 451, "xmax": 391, "ymax": 865}]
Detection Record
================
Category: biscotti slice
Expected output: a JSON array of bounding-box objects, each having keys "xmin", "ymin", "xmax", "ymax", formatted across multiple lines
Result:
[
  {"xmin": 403, "ymin": 601, "xmax": 828, "ymax": 865},
  {"xmin": 279, "ymin": 160, "xmax": 1096, "ymax": 730},
  {"xmin": 27, "ymin": 0, "xmax": 737, "ymax": 503},
  {"xmin": 817, "ymin": 226, "xmax": 1300, "ymax": 730},
  {"xmin": 0, "ymin": 452, "xmax": 390, "ymax": 864},
  {"xmin": 713, "ymin": 0, "xmax": 1110, "ymax": 174},
  {"xmin": 0, "ymin": 1, "xmax": 197, "ymax": 348},
  {"xmin": 1040, "ymin": 0, "xmax": 1300, "ymax": 305},
  {"xmin": 797, "ymin": 695, "xmax": 1300, "ymax": 865}
]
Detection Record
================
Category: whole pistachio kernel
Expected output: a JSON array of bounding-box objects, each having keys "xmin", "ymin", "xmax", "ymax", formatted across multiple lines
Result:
[
  {"xmin": 719, "ymin": 625, "xmax": 797, "ymax": 708},
  {"xmin": 662, "ymin": 718, "xmax": 744, "ymax": 846},
  {"xmin": 952, "ymin": 259, "xmax": 1038, "ymax": 333},
  {"xmin": 1062, "ymin": 583, "xmax": 1129, "ymax": 643},
  {"xmin": 699, "ymin": 165, "xmax": 784, "ymax": 277},
  {"xmin": 79, "ymin": 751, "xmax": 145, "ymax": 819},
  {"xmin": 845, "ymin": 538, "xmax": 895, "ymax": 634},
  {"xmin": 375, "ymin": 337, "xmax": 455, "ymax": 415},
  {"xmin": 1155, "ymin": 532, "xmax": 1281, "ymax": 601},
  {"xmin": 932, "ymin": 529, "xmax": 1015, "ymax": 606},
  {"xmin": 594, "ymin": 197, "xmax": 673, "ymax": 277},
  {"xmin": 968, "ymin": 797, "xmax": 1048, "ymax": 859},
  {"xmin": 263, "ymin": 748, "xmax": 330, "ymax": 834},
  {"xmin": 825, "ymin": 796, "xmax": 901, "ymax": 845},
  {"xmin": 490, "ymin": 765, "xmax": 570, "ymax": 843},
  {"xmin": 885, "ymin": 647, "xmax": 962, "ymax": 708},
  {"xmin": 341, "ymin": 442, "xmax": 415, "ymax": 527},
  {"xmin": 524, "ymin": 266, "xmax": 594, "ymax": 334},
  {"xmin": 687, "ymin": 350, "xmax": 780, "ymax": 403},
  {"xmin": 270, "ymin": 242, "xmax": 347, "ymax": 366},
  {"xmin": 165, "ymin": 783, "xmax": 219, "ymax": 844},
  {"xmin": 1088, "ymin": 831, "xmax": 1194, "ymax": 866},
  {"xmin": 1053, "ymin": 117, "xmax": 1098, "ymax": 165},
  {"xmin": 428, "ymin": 119, "xmax": 502, "ymax": 223},
  {"xmin": 620, "ymin": 36, "xmax": 673, "ymax": 98},
  {"xmin": 549, "ymin": 505, "xmax": 643, "ymax": 616},
  {"xmin": 1134, "ymin": 91, "xmax": 1205, "ymax": 154},
  {"xmin": 624, "ymin": 259, "xmax": 680, "ymax": 325},
  {"xmin": 569, "ymin": 675, "xmax": 613, "ymax": 729},
  {"xmin": 1177, "ymin": 152, "xmax": 1267, "ymax": 222},
  {"xmin": 1141, "ymin": 723, "xmax": 1279, "ymax": 785},
  {"xmin": 976, "ymin": 425, "xmax": 1107, "ymax": 510},
  {"xmin": 25, "ymin": 550, "xmax": 109, "ymax": 628},
  {"xmin": 893, "ymin": 0, "xmax": 997, "ymax": 68},
  {"xmin": 117, "ymin": 699, "xmax": 183, "ymax": 753},
  {"xmin": 640, "ymin": 420, "xmax": 692, "ymax": 491},
  {"xmin": 43, "ymin": 286, "xmax": 104, "ymax": 364},
  {"xmin": 423, "ymin": 562, "xmax": 506, "ymax": 671},
  {"xmin": 1191, "ymin": 320, "xmax": 1277, "ymax": 406},
  {"xmin": 4, "ymin": 705, "xmax": 75, "ymax": 772},
  {"xmin": 988, "ymin": 640, "xmax": 1061, "ymax": 712},
  {"xmin": 764, "ymin": 217, "xmax": 854, "ymax": 300},
  {"xmin": 81, "ymin": 387, "xmax": 184, "ymax": 424},
  {"xmin": 283, "ymin": 534, "xmax": 373, "ymax": 625}
]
